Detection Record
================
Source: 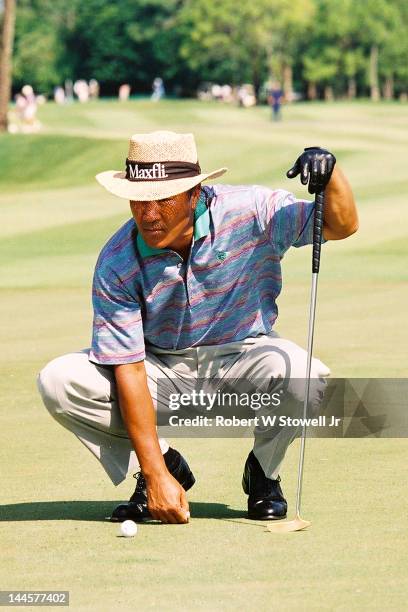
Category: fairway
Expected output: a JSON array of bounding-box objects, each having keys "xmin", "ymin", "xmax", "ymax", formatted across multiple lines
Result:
[{"xmin": 1, "ymin": 100, "xmax": 407, "ymax": 610}]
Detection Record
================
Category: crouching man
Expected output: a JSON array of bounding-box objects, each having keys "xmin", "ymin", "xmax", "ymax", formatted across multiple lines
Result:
[{"xmin": 38, "ymin": 131, "xmax": 358, "ymax": 524}]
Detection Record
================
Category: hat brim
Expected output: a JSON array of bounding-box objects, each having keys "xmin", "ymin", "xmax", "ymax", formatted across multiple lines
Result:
[{"xmin": 95, "ymin": 168, "xmax": 227, "ymax": 201}]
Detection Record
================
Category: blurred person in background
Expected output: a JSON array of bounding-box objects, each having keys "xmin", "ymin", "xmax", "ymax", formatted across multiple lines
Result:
[
  {"xmin": 74, "ymin": 79, "xmax": 89, "ymax": 103},
  {"xmin": 12, "ymin": 85, "xmax": 41, "ymax": 133},
  {"xmin": 152, "ymin": 77, "xmax": 165, "ymax": 101},
  {"xmin": 54, "ymin": 86, "xmax": 66, "ymax": 105},
  {"xmin": 89, "ymin": 79, "xmax": 100, "ymax": 100},
  {"xmin": 119, "ymin": 83, "xmax": 131, "ymax": 101},
  {"xmin": 65, "ymin": 79, "xmax": 74, "ymax": 103},
  {"xmin": 267, "ymin": 81, "xmax": 284, "ymax": 121}
]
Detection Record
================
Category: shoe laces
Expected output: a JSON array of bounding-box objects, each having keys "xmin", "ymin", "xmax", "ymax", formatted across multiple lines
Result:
[
  {"xmin": 132, "ymin": 471, "xmax": 146, "ymax": 493},
  {"xmin": 264, "ymin": 474, "xmax": 281, "ymax": 497}
]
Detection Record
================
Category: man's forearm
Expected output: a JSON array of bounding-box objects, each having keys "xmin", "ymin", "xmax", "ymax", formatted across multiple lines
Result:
[
  {"xmin": 114, "ymin": 362, "xmax": 167, "ymax": 479},
  {"xmin": 114, "ymin": 361, "xmax": 190, "ymax": 523},
  {"xmin": 323, "ymin": 165, "xmax": 359, "ymax": 240}
]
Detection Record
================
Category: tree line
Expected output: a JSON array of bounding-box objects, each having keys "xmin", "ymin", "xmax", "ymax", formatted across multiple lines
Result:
[{"xmin": 2, "ymin": 0, "xmax": 408, "ymax": 101}]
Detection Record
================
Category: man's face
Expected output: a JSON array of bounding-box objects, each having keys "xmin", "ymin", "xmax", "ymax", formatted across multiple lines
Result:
[{"xmin": 130, "ymin": 186, "xmax": 200, "ymax": 249}]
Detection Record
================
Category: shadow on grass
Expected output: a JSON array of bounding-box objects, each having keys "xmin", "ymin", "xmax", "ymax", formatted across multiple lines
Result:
[{"xmin": 0, "ymin": 501, "xmax": 246, "ymax": 522}]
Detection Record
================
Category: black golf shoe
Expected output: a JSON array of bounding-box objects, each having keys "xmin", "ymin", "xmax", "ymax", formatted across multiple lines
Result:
[
  {"xmin": 110, "ymin": 447, "xmax": 195, "ymax": 522},
  {"xmin": 242, "ymin": 451, "xmax": 287, "ymax": 520}
]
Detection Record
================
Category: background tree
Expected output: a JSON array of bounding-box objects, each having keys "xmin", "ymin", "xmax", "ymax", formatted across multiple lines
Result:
[
  {"xmin": 178, "ymin": 0, "xmax": 268, "ymax": 95},
  {"xmin": 58, "ymin": 0, "xmax": 191, "ymax": 96},
  {"xmin": 12, "ymin": 0, "xmax": 65, "ymax": 93},
  {"xmin": 301, "ymin": 0, "xmax": 364, "ymax": 100},
  {"xmin": 5, "ymin": 0, "xmax": 408, "ymax": 100},
  {"xmin": 377, "ymin": 0, "xmax": 408, "ymax": 99},
  {"xmin": 265, "ymin": 0, "xmax": 315, "ymax": 101},
  {"xmin": 353, "ymin": 0, "xmax": 402, "ymax": 101},
  {"xmin": 0, "ymin": 0, "xmax": 16, "ymax": 131}
]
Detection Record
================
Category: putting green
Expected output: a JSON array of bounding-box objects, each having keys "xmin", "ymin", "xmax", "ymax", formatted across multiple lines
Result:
[{"xmin": 0, "ymin": 100, "xmax": 407, "ymax": 610}]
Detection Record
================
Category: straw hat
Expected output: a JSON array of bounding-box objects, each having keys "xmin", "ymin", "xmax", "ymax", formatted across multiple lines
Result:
[{"xmin": 96, "ymin": 130, "xmax": 227, "ymax": 201}]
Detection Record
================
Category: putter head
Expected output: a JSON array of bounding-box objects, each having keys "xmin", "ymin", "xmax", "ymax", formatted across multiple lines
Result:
[{"xmin": 266, "ymin": 516, "xmax": 311, "ymax": 533}]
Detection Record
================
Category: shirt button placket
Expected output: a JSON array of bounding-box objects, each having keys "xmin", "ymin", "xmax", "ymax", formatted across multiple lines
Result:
[{"xmin": 186, "ymin": 272, "xmax": 194, "ymax": 306}]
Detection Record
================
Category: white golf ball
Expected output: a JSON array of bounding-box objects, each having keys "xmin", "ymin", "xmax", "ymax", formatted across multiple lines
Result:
[{"xmin": 120, "ymin": 520, "xmax": 138, "ymax": 537}]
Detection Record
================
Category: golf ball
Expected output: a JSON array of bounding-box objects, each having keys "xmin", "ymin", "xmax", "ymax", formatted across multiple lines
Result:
[{"xmin": 120, "ymin": 520, "xmax": 138, "ymax": 537}]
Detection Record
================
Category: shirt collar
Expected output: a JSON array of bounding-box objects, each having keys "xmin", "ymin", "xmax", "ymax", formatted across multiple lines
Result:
[{"xmin": 136, "ymin": 187, "xmax": 211, "ymax": 258}]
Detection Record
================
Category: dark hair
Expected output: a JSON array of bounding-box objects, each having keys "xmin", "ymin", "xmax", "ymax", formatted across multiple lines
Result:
[{"xmin": 188, "ymin": 183, "xmax": 201, "ymax": 197}]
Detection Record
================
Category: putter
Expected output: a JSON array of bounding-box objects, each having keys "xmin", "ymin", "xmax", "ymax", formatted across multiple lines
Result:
[{"xmin": 267, "ymin": 188, "xmax": 325, "ymax": 534}]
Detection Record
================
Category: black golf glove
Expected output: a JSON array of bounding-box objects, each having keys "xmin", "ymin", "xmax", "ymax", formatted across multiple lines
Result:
[{"xmin": 286, "ymin": 147, "xmax": 336, "ymax": 194}]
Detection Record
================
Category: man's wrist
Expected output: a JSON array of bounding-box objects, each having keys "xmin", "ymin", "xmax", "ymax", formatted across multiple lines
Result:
[
  {"xmin": 143, "ymin": 464, "xmax": 170, "ymax": 482},
  {"xmin": 140, "ymin": 452, "xmax": 169, "ymax": 481}
]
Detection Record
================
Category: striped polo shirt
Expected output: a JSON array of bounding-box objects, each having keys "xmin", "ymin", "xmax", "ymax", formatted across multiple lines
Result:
[{"xmin": 90, "ymin": 184, "xmax": 321, "ymax": 365}]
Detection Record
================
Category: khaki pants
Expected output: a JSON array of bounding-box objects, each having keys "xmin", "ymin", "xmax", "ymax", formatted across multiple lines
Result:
[{"xmin": 37, "ymin": 332, "xmax": 330, "ymax": 486}]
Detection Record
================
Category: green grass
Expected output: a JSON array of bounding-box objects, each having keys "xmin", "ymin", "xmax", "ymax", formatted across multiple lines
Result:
[
  {"xmin": 0, "ymin": 134, "xmax": 124, "ymax": 191},
  {"xmin": 1, "ymin": 99, "xmax": 407, "ymax": 610}
]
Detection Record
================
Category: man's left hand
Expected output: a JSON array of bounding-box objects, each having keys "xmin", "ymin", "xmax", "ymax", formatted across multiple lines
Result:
[{"xmin": 286, "ymin": 147, "xmax": 336, "ymax": 194}]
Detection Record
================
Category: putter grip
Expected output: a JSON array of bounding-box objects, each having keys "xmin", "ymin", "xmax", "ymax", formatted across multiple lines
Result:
[{"xmin": 312, "ymin": 190, "xmax": 325, "ymax": 273}]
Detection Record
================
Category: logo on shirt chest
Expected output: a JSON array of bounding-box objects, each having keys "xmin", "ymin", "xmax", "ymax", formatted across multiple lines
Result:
[{"xmin": 215, "ymin": 250, "xmax": 228, "ymax": 262}]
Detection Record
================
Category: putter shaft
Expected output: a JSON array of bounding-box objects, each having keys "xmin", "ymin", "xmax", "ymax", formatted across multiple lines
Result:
[{"xmin": 295, "ymin": 271, "xmax": 319, "ymax": 517}]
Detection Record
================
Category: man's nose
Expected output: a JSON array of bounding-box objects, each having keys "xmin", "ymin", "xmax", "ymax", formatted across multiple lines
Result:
[{"xmin": 141, "ymin": 202, "xmax": 161, "ymax": 222}]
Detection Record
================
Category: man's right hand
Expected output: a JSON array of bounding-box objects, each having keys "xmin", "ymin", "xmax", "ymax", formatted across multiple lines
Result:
[{"xmin": 146, "ymin": 471, "xmax": 190, "ymax": 524}]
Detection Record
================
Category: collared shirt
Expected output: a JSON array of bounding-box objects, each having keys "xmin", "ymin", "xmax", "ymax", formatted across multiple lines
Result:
[{"xmin": 90, "ymin": 184, "xmax": 322, "ymax": 365}]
